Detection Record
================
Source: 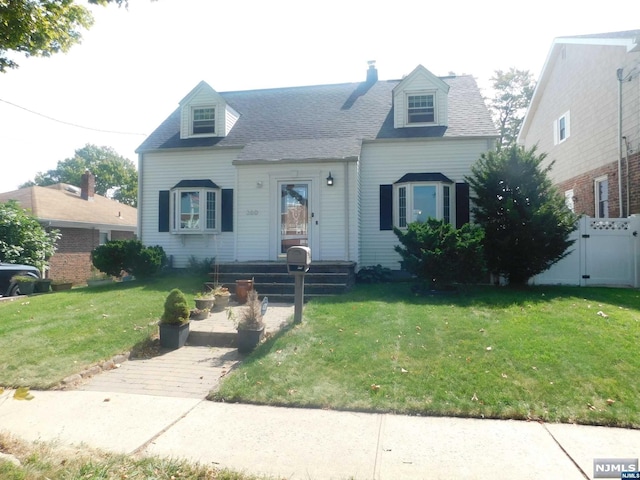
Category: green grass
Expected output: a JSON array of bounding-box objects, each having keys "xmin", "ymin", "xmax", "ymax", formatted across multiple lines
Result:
[
  {"xmin": 212, "ymin": 283, "xmax": 640, "ymax": 428},
  {"xmin": 3, "ymin": 276, "xmax": 640, "ymax": 428},
  {"xmin": 0, "ymin": 274, "xmax": 208, "ymax": 389}
]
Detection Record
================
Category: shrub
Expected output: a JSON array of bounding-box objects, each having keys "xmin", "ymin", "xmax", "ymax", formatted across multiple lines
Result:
[
  {"xmin": 356, "ymin": 264, "xmax": 392, "ymax": 284},
  {"xmin": 186, "ymin": 255, "xmax": 215, "ymax": 274},
  {"xmin": 394, "ymin": 218, "xmax": 486, "ymax": 289},
  {"xmin": 160, "ymin": 288, "xmax": 190, "ymax": 325},
  {"xmin": 91, "ymin": 240, "xmax": 167, "ymax": 279},
  {"xmin": 466, "ymin": 145, "xmax": 578, "ymax": 286}
]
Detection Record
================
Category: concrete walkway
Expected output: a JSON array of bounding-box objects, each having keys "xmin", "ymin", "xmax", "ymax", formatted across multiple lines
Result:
[{"xmin": 1, "ymin": 301, "xmax": 640, "ymax": 479}]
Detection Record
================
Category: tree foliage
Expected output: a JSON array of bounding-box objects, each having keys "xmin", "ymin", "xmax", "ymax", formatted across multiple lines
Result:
[
  {"xmin": 0, "ymin": 0, "xmax": 137, "ymax": 72},
  {"xmin": 21, "ymin": 144, "xmax": 138, "ymax": 206},
  {"xmin": 0, "ymin": 200, "xmax": 60, "ymax": 273},
  {"xmin": 488, "ymin": 68, "xmax": 535, "ymax": 149},
  {"xmin": 466, "ymin": 145, "xmax": 578, "ymax": 286},
  {"xmin": 393, "ymin": 218, "xmax": 486, "ymax": 289}
]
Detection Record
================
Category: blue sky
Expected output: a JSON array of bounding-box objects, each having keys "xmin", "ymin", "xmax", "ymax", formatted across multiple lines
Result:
[{"xmin": 0, "ymin": 0, "xmax": 637, "ymax": 193}]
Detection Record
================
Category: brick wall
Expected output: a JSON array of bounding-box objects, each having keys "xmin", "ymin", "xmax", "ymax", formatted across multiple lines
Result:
[
  {"xmin": 556, "ymin": 160, "xmax": 620, "ymax": 218},
  {"xmin": 46, "ymin": 228, "xmax": 136, "ymax": 284}
]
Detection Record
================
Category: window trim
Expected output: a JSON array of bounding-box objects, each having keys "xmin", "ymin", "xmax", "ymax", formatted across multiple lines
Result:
[
  {"xmin": 406, "ymin": 91, "xmax": 436, "ymax": 125},
  {"xmin": 554, "ymin": 110, "xmax": 570, "ymax": 145},
  {"xmin": 190, "ymin": 105, "xmax": 216, "ymax": 137},
  {"xmin": 594, "ymin": 175, "xmax": 609, "ymax": 219},
  {"xmin": 171, "ymin": 186, "xmax": 221, "ymax": 234},
  {"xmin": 393, "ymin": 180, "xmax": 453, "ymax": 228}
]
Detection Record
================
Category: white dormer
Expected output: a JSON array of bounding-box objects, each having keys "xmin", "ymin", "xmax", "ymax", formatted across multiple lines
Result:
[
  {"xmin": 393, "ymin": 65, "xmax": 450, "ymax": 129},
  {"xmin": 179, "ymin": 81, "xmax": 239, "ymax": 139}
]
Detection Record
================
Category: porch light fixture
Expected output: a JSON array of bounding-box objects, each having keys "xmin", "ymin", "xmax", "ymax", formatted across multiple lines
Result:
[{"xmin": 326, "ymin": 172, "xmax": 334, "ymax": 186}]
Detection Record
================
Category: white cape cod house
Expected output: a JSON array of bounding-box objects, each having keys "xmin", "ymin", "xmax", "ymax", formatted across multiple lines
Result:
[{"xmin": 136, "ymin": 64, "xmax": 497, "ymax": 292}]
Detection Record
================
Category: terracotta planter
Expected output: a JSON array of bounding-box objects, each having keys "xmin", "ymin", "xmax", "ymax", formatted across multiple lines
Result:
[{"xmin": 235, "ymin": 279, "xmax": 254, "ymax": 304}]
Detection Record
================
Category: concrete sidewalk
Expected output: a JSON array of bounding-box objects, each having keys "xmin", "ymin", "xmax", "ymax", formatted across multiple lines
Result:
[
  {"xmin": 1, "ymin": 389, "xmax": 640, "ymax": 479},
  {"xmin": 2, "ymin": 301, "xmax": 640, "ymax": 479}
]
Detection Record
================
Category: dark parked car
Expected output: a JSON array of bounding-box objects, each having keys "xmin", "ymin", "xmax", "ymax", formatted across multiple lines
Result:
[{"xmin": 0, "ymin": 262, "xmax": 41, "ymax": 297}]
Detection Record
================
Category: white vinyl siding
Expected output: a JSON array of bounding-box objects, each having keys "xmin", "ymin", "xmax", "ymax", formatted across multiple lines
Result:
[
  {"xmin": 359, "ymin": 138, "xmax": 491, "ymax": 271},
  {"xmin": 138, "ymin": 149, "xmax": 238, "ymax": 267}
]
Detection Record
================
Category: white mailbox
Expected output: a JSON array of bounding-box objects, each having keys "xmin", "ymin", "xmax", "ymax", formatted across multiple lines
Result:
[{"xmin": 287, "ymin": 246, "xmax": 311, "ymax": 274}]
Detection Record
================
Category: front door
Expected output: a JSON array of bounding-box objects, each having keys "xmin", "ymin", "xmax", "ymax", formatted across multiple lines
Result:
[{"xmin": 279, "ymin": 182, "xmax": 310, "ymax": 255}]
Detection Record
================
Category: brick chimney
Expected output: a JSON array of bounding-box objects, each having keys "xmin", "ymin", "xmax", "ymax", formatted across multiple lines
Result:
[
  {"xmin": 81, "ymin": 170, "xmax": 95, "ymax": 201},
  {"xmin": 366, "ymin": 60, "xmax": 378, "ymax": 83}
]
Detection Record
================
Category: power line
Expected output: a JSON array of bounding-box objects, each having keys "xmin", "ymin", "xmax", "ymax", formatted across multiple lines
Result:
[{"xmin": 0, "ymin": 98, "xmax": 147, "ymax": 136}]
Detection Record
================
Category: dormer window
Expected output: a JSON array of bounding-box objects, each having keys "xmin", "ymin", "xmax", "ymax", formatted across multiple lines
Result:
[
  {"xmin": 407, "ymin": 93, "xmax": 435, "ymax": 124},
  {"xmin": 192, "ymin": 107, "xmax": 215, "ymax": 135}
]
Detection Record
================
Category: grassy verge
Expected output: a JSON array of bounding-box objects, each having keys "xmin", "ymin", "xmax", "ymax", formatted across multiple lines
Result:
[
  {"xmin": 212, "ymin": 283, "xmax": 640, "ymax": 428},
  {"xmin": 0, "ymin": 274, "xmax": 208, "ymax": 389},
  {"xmin": 0, "ymin": 433, "xmax": 275, "ymax": 479}
]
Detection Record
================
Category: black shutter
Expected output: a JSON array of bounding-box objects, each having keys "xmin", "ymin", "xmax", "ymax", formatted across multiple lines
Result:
[
  {"xmin": 455, "ymin": 182, "xmax": 470, "ymax": 228},
  {"xmin": 158, "ymin": 190, "xmax": 170, "ymax": 232},
  {"xmin": 379, "ymin": 184, "xmax": 393, "ymax": 231},
  {"xmin": 221, "ymin": 189, "xmax": 233, "ymax": 232}
]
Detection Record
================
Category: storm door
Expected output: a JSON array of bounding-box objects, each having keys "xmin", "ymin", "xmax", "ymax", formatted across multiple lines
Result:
[{"xmin": 280, "ymin": 183, "xmax": 310, "ymax": 255}]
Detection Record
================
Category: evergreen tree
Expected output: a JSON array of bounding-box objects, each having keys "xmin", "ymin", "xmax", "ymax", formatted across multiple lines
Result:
[{"xmin": 466, "ymin": 145, "xmax": 578, "ymax": 286}]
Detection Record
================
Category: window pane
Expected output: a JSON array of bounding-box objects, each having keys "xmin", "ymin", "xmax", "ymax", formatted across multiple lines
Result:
[
  {"xmin": 193, "ymin": 107, "xmax": 215, "ymax": 134},
  {"xmin": 559, "ymin": 117, "xmax": 566, "ymax": 140},
  {"xmin": 597, "ymin": 179, "xmax": 608, "ymax": 218},
  {"xmin": 206, "ymin": 191, "xmax": 216, "ymax": 229},
  {"xmin": 408, "ymin": 95, "xmax": 434, "ymax": 123},
  {"xmin": 398, "ymin": 186, "xmax": 407, "ymax": 227},
  {"xmin": 180, "ymin": 191, "xmax": 200, "ymax": 229},
  {"xmin": 413, "ymin": 185, "xmax": 436, "ymax": 222}
]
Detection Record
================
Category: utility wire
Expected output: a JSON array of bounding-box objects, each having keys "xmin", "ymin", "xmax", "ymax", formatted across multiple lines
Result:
[{"xmin": 0, "ymin": 98, "xmax": 147, "ymax": 136}]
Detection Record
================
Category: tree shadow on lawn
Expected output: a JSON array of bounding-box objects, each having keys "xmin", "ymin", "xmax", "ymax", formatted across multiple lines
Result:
[{"xmin": 335, "ymin": 282, "xmax": 640, "ymax": 312}]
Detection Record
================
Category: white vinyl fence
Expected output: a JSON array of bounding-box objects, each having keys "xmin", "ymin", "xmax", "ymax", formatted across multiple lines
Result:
[{"xmin": 531, "ymin": 216, "xmax": 640, "ymax": 288}]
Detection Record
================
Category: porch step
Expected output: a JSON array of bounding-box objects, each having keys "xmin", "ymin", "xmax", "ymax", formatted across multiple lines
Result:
[{"xmin": 207, "ymin": 261, "xmax": 356, "ymax": 302}]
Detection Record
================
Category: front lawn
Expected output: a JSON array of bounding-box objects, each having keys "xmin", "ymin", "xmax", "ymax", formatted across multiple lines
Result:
[
  {"xmin": 0, "ymin": 274, "xmax": 207, "ymax": 389},
  {"xmin": 212, "ymin": 283, "xmax": 640, "ymax": 428}
]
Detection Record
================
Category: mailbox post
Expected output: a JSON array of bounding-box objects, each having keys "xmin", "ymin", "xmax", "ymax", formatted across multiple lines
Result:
[{"xmin": 286, "ymin": 246, "xmax": 311, "ymax": 324}]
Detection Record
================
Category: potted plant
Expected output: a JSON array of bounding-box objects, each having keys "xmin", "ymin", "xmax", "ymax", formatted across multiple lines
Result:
[
  {"xmin": 11, "ymin": 275, "xmax": 38, "ymax": 295},
  {"xmin": 194, "ymin": 290, "xmax": 215, "ymax": 310},
  {"xmin": 211, "ymin": 284, "xmax": 231, "ymax": 311},
  {"xmin": 189, "ymin": 306, "xmax": 210, "ymax": 320},
  {"xmin": 87, "ymin": 267, "xmax": 113, "ymax": 287},
  {"xmin": 51, "ymin": 280, "xmax": 73, "ymax": 291},
  {"xmin": 234, "ymin": 288, "xmax": 265, "ymax": 354},
  {"xmin": 35, "ymin": 278, "xmax": 52, "ymax": 293},
  {"xmin": 159, "ymin": 288, "xmax": 191, "ymax": 349}
]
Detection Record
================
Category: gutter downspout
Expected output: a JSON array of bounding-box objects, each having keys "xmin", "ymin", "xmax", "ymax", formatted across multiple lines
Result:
[
  {"xmin": 137, "ymin": 153, "xmax": 143, "ymax": 241},
  {"xmin": 617, "ymin": 68, "xmax": 624, "ymax": 217}
]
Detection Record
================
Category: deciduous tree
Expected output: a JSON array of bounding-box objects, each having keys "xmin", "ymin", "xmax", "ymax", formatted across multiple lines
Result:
[
  {"xmin": 488, "ymin": 68, "xmax": 535, "ymax": 149},
  {"xmin": 21, "ymin": 144, "xmax": 138, "ymax": 206},
  {"xmin": 0, "ymin": 0, "xmax": 142, "ymax": 72},
  {"xmin": 0, "ymin": 200, "xmax": 60, "ymax": 274}
]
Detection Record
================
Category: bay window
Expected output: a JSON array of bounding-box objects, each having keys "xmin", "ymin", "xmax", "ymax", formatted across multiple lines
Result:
[{"xmin": 394, "ymin": 173, "xmax": 453, "ymax": 227}]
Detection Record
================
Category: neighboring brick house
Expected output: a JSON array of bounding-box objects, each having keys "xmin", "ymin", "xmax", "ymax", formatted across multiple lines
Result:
[
  {"xmin": 0, "ymin": 172, "xmax": 137, "ymax": 284},
  {"xmin": 518, "ymin": 30, "xmax": 640, "ymax": 218}
]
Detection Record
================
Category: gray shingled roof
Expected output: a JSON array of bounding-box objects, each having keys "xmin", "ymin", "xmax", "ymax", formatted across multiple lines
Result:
[{"xmin": 136, "ymin": 75, "xmax": 497, "ymax": 161}]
